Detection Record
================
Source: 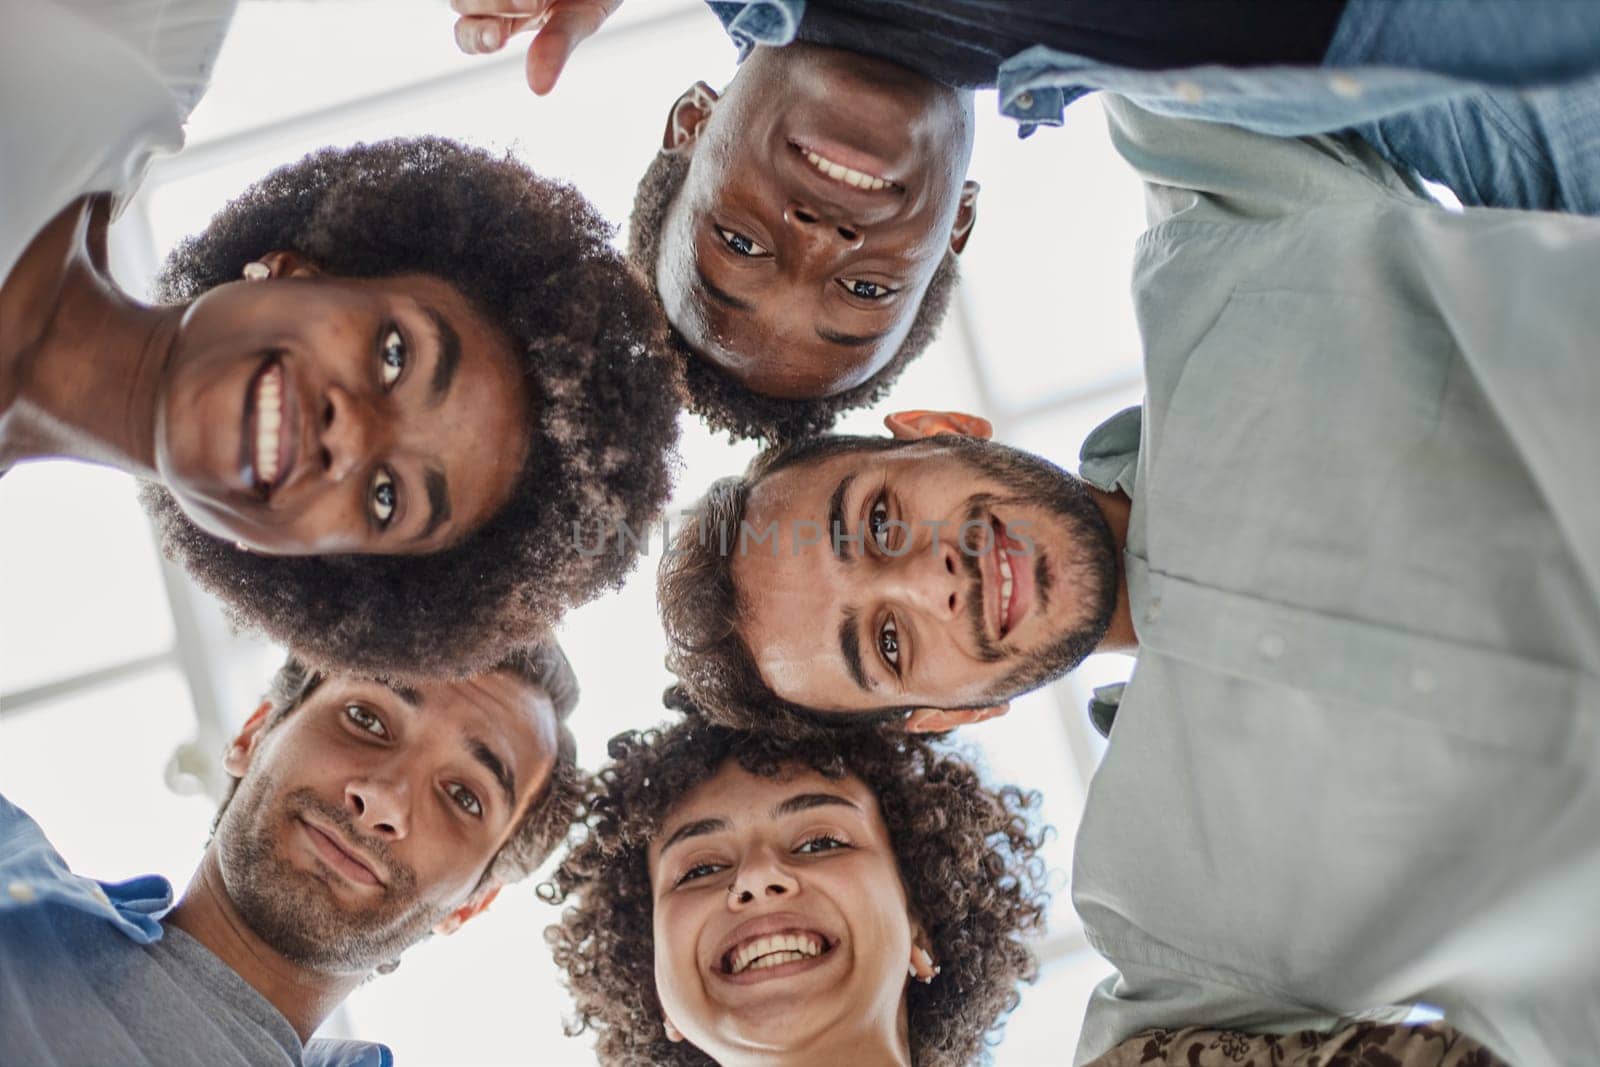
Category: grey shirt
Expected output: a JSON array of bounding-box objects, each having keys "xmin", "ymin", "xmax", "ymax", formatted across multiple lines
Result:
[
  {"xmin": 1070, "ymin": 97, "xmax": 1600, "ymax": 1067},
  {"xmin": 1, "ymin": 905, "xmax": 303, "ymax": 1066}
]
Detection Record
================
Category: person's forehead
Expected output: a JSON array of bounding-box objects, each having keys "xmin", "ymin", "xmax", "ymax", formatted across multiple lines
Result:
[{"xmin": 653, "ymin": 763, "xmax": 879, "ymax": 853}]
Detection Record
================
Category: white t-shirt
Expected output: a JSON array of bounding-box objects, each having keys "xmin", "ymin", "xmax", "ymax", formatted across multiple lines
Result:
[{"xmin": 0, "ymin": 0, "xmax": 237, "ymax": 287}]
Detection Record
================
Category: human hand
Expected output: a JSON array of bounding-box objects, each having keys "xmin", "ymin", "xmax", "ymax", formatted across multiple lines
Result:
[{"xmin": 450, "ymin": 0, "xmax": 622, "ymax": 95}]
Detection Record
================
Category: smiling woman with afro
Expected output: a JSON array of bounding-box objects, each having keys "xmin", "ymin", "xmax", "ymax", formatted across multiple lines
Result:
[{"xmin": 144, "ymin": 137, "xmax": 682, "ymax": 677}]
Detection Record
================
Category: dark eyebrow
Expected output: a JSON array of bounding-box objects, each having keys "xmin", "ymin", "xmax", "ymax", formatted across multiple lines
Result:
[
  {"xmin": 467, "ymin": 737, "xmax": 516, "ymax": 810},
  {"xmin": 695, "ymin": 266, "xmax": 757, "ymax": 312},
  {"xmin": 425, "ymin": 306, "xmax": 460, "ymax": 405},
  {"xmin": 828, "ymin": 472, "xmax": 857, "ymax": 562},
  {"xmin": 839, "ymin": 608, "xmax": 870, "ymax": 692},
  {"xmin": 772, "ymin": 792, "xmax": 861, "ymax": 819},
  {"xmin": 378, "ymin": 679, "xmax": 423, "ymax": 707},
  {"xmin": 410, "ymin": 465, "xmax": 452, "ymax": 544},
  {"xmin": 816, "ymin": 324, "xmax": 890, "ymax": 348},
  {"xmin": 659, "ymin": 816, "xmax": 730, "ymax": 856}
]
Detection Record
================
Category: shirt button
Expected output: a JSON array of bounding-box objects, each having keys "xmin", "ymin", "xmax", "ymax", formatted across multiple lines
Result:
[
  {"xmin": 1144, "ymin": 598, "xmax": 1162, "ymax": 624},
  {"xmin": 1257, "ymin": 633, "xmax": 1286, "ymax": 660},
  {"xmin": 1174, "ymin": 81, "xmax": 1205, "ymax": 102},
  {"xmin": 1329, "ymin": 74, "xmax": 1364, "ymax": 98},
  {"xmin": 1015, "ymin": 91, "xmax": 1035, "ymax": 109},
  {"xmin": 1410, "ymin": 667, "xmax": 1438, "ymax": 694},
  {"xmin": 89, "ymin": 884, "xmax": 111, "ymax": 905},
  {"xmin": 7, "ymin": 880, "xmax": 36, "ymax": 904}
]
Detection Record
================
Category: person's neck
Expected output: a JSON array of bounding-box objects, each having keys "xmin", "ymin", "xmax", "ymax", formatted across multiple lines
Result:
[
  {"xmin": 167, "ymin": 851, "xmax": 363, "ymax": 1043},
  {"xmin": 0, "ymin": 194, "xmax": 182, "ymax": 476},
  {"xmin": 1088, "ymin": 486, "xmax": 1137, "ymax": 652},
  {"xmin": 722, "ymin": 1002, "xmax": 911, "ymax": 1067}
]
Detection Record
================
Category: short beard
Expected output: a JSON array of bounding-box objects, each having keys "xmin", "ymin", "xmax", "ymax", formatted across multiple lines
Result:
[
  {"xmin": 935, "ymin": 435, "xmax": 1119, "ymax": 703},
  {"xmin": 216, "ymin": 780, "xmax": 446, "ymax": 975}
]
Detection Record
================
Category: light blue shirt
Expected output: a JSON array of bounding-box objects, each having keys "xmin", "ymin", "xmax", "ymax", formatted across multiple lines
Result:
[
  {"xmin": 0, "ymin": 792, "xmax": 391, "ymax": 1067},
  {"xmin": 1069, "ymin": 97, "xmax": 1600, "ymax": 1067}
]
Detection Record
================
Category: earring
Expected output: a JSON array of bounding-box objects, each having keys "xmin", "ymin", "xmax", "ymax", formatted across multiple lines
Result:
[
  {"xmin": 233, "ymin": 541, "xmax": 250, "ymax": 553},
  {"xmin": 909, "ymin": 946, "xmax": 940, "ymax": 984},
  {"xmin": 663, "ymin": 1018, "xmax": 684, "ymax": 1042},
  {"xmin": 242, "ymin": 261, "xmax": 270, "ymax": 281}
]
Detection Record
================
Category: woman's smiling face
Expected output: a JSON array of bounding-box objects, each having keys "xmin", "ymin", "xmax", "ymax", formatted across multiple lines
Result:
[
  {"xmin": 648, "ymin": 761, "xmax": 921, "ymax": 1062},
  {"xmin": 155, "ymin": 265, "xmax": 531, "ymax": 556}
]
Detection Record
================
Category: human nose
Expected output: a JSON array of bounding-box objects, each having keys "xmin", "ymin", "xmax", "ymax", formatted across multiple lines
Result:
[
  {"xmin": 317, "ymin": 383, "xmax": 382, "ymax": 483},
  {"xmin": 726, "ymin": 846, "xmax": 800, "ymax": 910},
  {"xmin": 345, "ymin": 772, "xmax": 410, "ymax": 840},
  {"xmin": 881, "ymin": 536, "xmax": 965, "ymax": 622},
  {"xmin": 783, "ymin": 199, "xmax": 866, "ymax": 252}
]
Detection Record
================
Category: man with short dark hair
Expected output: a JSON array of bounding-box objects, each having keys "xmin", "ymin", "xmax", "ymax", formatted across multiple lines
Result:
[
  {"xmin": 656, "ymin": 101, "xmax": 1600, "ymax": 1066},
  {"xmin": 0, "ymin": 642, "xmax": 582, "ymax": 1066},
  {"xmin": 455, "ymin": 0, "xmax": 1600, "ymax": 439}
]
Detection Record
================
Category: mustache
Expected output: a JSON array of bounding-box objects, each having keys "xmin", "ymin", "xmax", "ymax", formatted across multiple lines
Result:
[{"xmin": 286, "ymin": 787, "xmax": 415, "ymax": 895}]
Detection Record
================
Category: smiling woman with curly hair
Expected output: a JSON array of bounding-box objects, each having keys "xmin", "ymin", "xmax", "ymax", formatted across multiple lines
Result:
[{"xmin": 544, "ymin": 695, "xmax": 1049, "ymax": 1066}]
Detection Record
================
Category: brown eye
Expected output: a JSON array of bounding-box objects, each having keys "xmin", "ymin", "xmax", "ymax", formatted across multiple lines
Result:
[
  {"xmin": 370, "ymin": 469, "xmax": 396, "ymax": 526},
  {"xmin": 879, "ymin": 616, "xmax": 900, "ymax": 668},
  {"xmin": 716, "ymin": 227, "xmax": 770, "ymax": 257},
  {"xmin": 344, "ymin": 704, "xmax": 387, "ymax": 737},
  {"xmin": 445, "ymin": 782, "xmax": 482, "ymax": 818},
  {"xmin": 839, "ymin": 277, "xmax": 896, "ymax": 300},
  {"xmin": 380, "ymin": 328, "xmax": 406, "ymax": 388}
]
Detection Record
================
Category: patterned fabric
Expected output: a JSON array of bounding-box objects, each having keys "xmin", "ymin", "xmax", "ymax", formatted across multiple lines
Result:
[{"xmin": 1095, "ymin": 1022, "xmax": 1510, "ymax": 1067}]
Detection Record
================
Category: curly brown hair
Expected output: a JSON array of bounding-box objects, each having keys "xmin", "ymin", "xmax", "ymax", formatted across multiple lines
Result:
[
  {"xmin": 629, "ymin": 149, "xmax": 959, "ymax": 444},
  {"xmin": 214, "ymin": 639, "xmax": 585, "ymax": 891},
  {"xmin": 544, "ymin": 700, "xmax": 1050, "ymax": 1066},
  {"xmin": 144, "ymin": 137, "xmax": 682, "ymax": 677}
]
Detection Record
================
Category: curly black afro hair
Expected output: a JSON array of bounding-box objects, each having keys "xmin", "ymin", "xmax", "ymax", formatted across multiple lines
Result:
[
  {"xmin": 544, "ymin": 698, "xmax": 1049, "ymax": 1066},
  {"xmin": 144, "ymin": 137, "xmax": 683, "ymax": 678},
  {"xmin": 629, "ymin": 150, "xmax": 959, "ymax": 444}
]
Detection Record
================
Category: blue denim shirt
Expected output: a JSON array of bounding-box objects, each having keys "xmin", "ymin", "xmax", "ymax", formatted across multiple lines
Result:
[
  {"xmin": 0, "ymin": 793, "xmax": 391, "ymax": 1067},
  {"xmin": 705, "ymin": 0, "xmax": 1579, "ymax": 139}
]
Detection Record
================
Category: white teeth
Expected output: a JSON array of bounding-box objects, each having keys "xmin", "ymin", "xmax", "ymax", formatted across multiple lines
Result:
[
  {"xmin": 728, "ymin": 932, "xmax": 826, "ymax": 974},
  {"xmin": 804, "ymin": 150, "xmax": 890, "ymax": 191},
  {"xmin": 998, "ymin": 549, "xmax": 1014, "ymax": 631},
  {"xmin": 254, "ymin": 367, "xmax": 283, "ymax": 485}
]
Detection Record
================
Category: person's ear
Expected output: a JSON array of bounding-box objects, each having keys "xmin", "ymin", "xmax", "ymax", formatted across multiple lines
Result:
[
  {"xmin": 663, "ymin": 81, "xmax": 719, "ymax": 153},
  {"xmin": 433, "ymin": 881, "xmax": 502, "ymax": 937},
  {"xmin": 949, "ymin": 180, "xmax": 980, "ymax": 255},
  {"xmin": 253, "ymin": 250, "xmax": 319, "ymax": 279},
  {"xmin": 903, "ymin": 704, "xmax": 1010, "ymax": 734},
  {"xmin": 663, "ymin": 1015, "xmax": 686, "ymax": 1043},
  {"xmin": 883, "ymin": 410, "xmax": 994, "ymax": 442},
  {"xmin": 222, "ymin": 701, "xmax": 274, "ymax": 777}
]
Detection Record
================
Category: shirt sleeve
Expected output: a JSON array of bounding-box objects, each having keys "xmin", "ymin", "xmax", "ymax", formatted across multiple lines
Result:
[
  {"xmin": 1073, "ymin": 956, "xmax": 1378, "ymax": 1065},
  {"xmin": 1099, "ymin": 94, "xmax": 1422, "ymax": 229}
]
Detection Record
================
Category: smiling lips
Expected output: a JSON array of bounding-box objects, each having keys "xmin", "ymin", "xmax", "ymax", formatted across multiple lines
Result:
[
  {"xmin": 300, "ymin": 817, "xmax": 383, "ymax": 888},
  {"xmin": 792, "ymin": 141, "xmax": 898, "ymax": 192},
  {"xmin": 988, "ymin": 516, "xmax": 1032, "ymax": 639},
  {"xmin": 243, "ymin": 355, "xmax": 295, "ymax": 497},
  {"xmin": 724, "ymin": 930, "xmax": 830, "ymax": 975}
]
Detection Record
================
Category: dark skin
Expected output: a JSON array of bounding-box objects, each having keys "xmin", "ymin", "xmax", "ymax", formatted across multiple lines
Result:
[
  {"xmin": 169, "ymin": 669, "xmax": 559, "ymax": 1040},
  {"xmin": 450, "ymin": 11, "xmax": 980, "ymax": 399},
  {"xmin": 0, "ymin": 195, "xmax": 531, "ymax": 555},
  {"xmin": 655, "ymin": 45, "xmax": 980, "ymax": 400}
]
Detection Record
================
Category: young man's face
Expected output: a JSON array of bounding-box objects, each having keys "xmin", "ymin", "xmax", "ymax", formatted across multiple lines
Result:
[
  {"xmin": 157, "ymin": 266, "xmax": 531, "ymax": 557},
  {"xmin": 214, "ymin": 669, "xmax": 559, "ymax": 973},
  {"xmin": 656, "ymin": 43, "xmax": 978, "ymax": 399},
  {"xmin": 729, "ymin": 436, "xmax": 1119, "ymax": 715},
  {"xmin": 648, "ymin": 762, "xmax": 918, "ymax": 1060}
]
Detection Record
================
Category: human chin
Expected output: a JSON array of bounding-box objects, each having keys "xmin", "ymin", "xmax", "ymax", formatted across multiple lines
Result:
[{"xmin": 220, "ymin": 784, "xmax": 433, "ymax": 972}]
